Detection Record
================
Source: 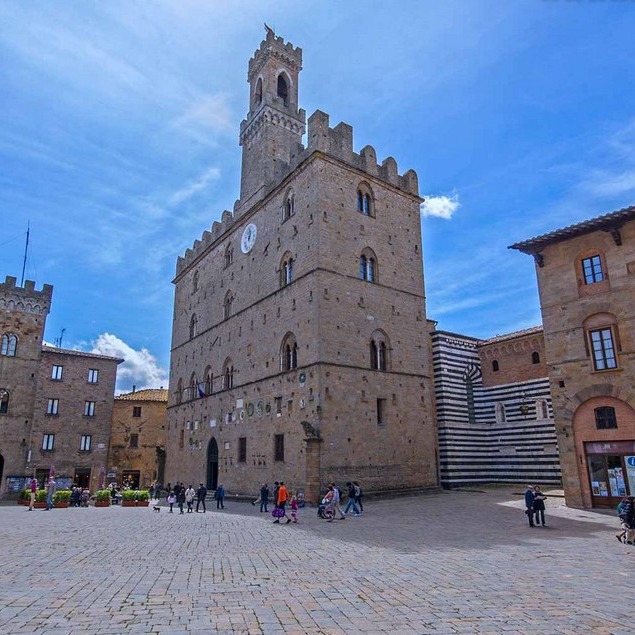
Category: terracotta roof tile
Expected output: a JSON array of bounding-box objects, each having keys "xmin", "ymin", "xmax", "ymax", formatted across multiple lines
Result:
[
  {"xmin": 116, "ymin": 388, "xmax": 168, "ymax": 402},
  {"xmin": 41, "ymin": 345, "xmax": 123, "ymax": 363}
]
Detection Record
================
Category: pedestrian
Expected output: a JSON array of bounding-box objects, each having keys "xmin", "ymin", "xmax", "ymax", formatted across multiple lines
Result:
[
  {"xmin": 185, "ymin": 485, "xmax": 196, "ymax": 513},
  {"xmin": 533, "ymin": 486, "xmax": 547, "ymax": 527},
  {"xmin": 45, "ymin": 478, "xmax": 56, "ymax": 511},
  {"xmin": 216, "ymin": 483, "xmax": 225, "ymax": 509},
  {"xmin": 353, "ymin": 481, "xmax": 363, "ymax": 513},
  {"xmin": 343, "ymin": 482, "xmax": 361, "ymax": 516},
  {"xmin": 330, "ymin": 482, "xmax": 346, "ymax": 520},
  {"xmin": 177, "ymin": 487, "xmax": 186, "ymax": 514},
  {"xmin": 149, "ymin": 483, "xmax": 155, "ymax": 500},
  {"xmin": 167, "ymin": 491, "xmax": 176, "ymax": 513},
  {"xmin": 273, "ymin": 481, "xmax": 289, "ymax": 523},
  {"xmin": 290, "ymin": 491, "xmax": 299, "ymax": 523},
  {"xmin": 196, "ymin": 483, "xmax": 207, "ymax": 513},
  {"xmin": 27, "ymin": 477, "xmax": 37, "ymax": 511},
  {"xmin": 259, "ymin": 483, "xmax": 269, "ymax": 513},
  {"xmin": 618, "ymin": 496, "xmax": 635, "ymax": 544},
  {"xmin": 524, "ymin": 485, "xmax": 535, "ymax": 527}
]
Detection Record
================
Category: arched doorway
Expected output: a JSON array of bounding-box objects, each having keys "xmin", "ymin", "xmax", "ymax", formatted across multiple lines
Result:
[{"xmin": 207, "ymin": 438, "xmax": 219, "ymax": 491}]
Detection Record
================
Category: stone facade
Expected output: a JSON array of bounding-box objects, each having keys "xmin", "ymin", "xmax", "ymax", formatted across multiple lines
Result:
[
  {"xmin": 0, "ymin": 275, "xmax": 122, "ymax": 496},
  {"xmin": 166, "ymin": 30, "xmax": 438, "ymax": 502},
  {"xmin": 511, "ymin": 206, "xmax": 635, "ymax": 508},
  {"xmin": 433, "ymin": 327, "xmax": 560, "ymax": 487},
  {"xmin": 110, "ymin": 388, "xmax": 168, "ymax": 489}
]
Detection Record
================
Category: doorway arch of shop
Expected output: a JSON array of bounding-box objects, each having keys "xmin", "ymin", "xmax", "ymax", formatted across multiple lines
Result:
[{"xmin": 206, "ymin": 438, "xmax": 219, "ymax": 491}]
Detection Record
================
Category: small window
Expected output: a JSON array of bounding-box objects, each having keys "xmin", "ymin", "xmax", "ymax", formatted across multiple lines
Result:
[
  {"xmin": 595, "ymin": 406, "xmax": 617, "ymax": 430},
  {"xmin": 280, "ymin": 333, "xmax": 298, "ymax": 372},
  {"xmin": 84, "ymin": 401, "xmax": 95, "ymax": 417},
  {"xmin": 283, "ymin": 193, "xmax": 295, "ymax": 221},
  {"xmin": 51, "ymin": 365, "xmax": 63, "ymax": 380},
  {"xmin": 582, "ymin": 255, "xmax": 604, "ymax": 285},
  {"xmin": 274, "ymin": 434, "xmax": 285, "ymax": 461},
  {"xmin": 47, "ymin": 399, "xmax": 59, "ymax": 415},
  {"xmin": 129, "ymin": 434, "xmax": 139, "ymax": 448},
  {"xmin": 254, "ymin": 77, "xmax": 263, "ymax": 106},
  {"xmin": 238, "ymin": 437, "xmax": 247, "ymax": 463},
  {"xmin": 275, "ymin": 396, "xmax": 282, "ymax": 416},
  {"xmin": 222, "ymin": 359, "xmax": 234, "ymax": 390},
  {"xmin": 360, "ymin": 250, "xmax": 377, "ymax": 282},
  {"xmin": 356, "ymin": 184, "xmax": 374, "ymax": 217},
  {"xmin": 277, "ymin": 74, "xmax": 288, "ymax": 106},
  {"xmin": 492, "ymin": 360, "xmax": 499, "ymax": 372},
  {"xmin": 192, "ymin": 270, "xmax": 199, "ymax": 294},
  {"xmin": 0, "ymin": 389, "xmax": 9, "ymax": 414},
  {"xmin": 189, "ymin": 314, "xmax": 198, "ymax": 339},
  {"xmin": 531, "ymin": 352, "xmax": 540, "ymax": 364},
  {"xmin": 80, "ymin": 435, "xmax": 92, "ymax": 452},
  {"xmin": 280, "ymin": 254, "xmax": 294, "ymax": 287},
  {"xmin": 377, "ymin": 398, "xmax": 386, "ymax": 426},
  {"xmin": 87, "ymin": 369, "xmax": 99, "ymax": 383},
  {"xmin": 42, "ymin": 434, "xmax": 55, "ymax": 451},
  {"xmin": 589, "ymin": 327, "xmax": 617, "ymax": 370},
  {"xmin": 179, "ymin": 430, "xmax": 184, "ymax": 449},
  {"xmin": 1, "ymin": 333, "xmax": 17, "ymax": 356},
  {"xmin": 370, "ymin": 331, "xmax": 389, "ymax": 371},
  {"xmin": 223, "ymin": 292, "xmax": 234, "ymax": 320},
  {"xmin": 176, "ymin": 379, "xmax": 183, "ymax": 405},
  {"xmin": 133, "ymin": 406, "xmax": 142, "ymax": 418},
  {"xmin": 224, "ymin": 245, "xmax": 233, "ymax": 268}
]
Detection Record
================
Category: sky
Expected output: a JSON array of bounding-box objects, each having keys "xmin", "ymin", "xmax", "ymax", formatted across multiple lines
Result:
[{"xmin": 1, "ymin": 0, "xmax": 634, "ymax": 392}]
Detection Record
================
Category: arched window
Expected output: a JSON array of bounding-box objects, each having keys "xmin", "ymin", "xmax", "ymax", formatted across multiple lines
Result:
[
  {"xmin": 492, "ymin": 360, "xmax": 499, "ymax": 372},
  {"xmin": 356, "ymin": 183, "xmax": 374, "ymax": 217},
  {"xmin": 280, "ymin": 333, "xmax": 298, "ymax": 371},
  {"xmin": 495, "ymin": 402, "xmax": 506, "ymax": 423},
  {"xmin": 176, "ymin": 379, "xmax": 183, "ymax": 405},
  {"xmin": 370, "ymin": 330, "xmax": 390, "ymax": 371},
  {"xmin": 192, "ymin": 270, "xmax": 199, "ymax": 294},
  {"xmin": 531, "ymin": 351, "xmax": 540, "ymax": 364},
  {"xmin": 189, "ymin": 373, "xmax": 198, "ymax": 401},
  {"xmin": 223, "ymin": 291, "xmax": 234, "ymax": 320},
  {"xmin": 0, "ymin": 389, "xmax": 9, "ymax": 414},
  {"xmin": 359, "ymin": 248, "xmax": 378, "ymax": 282},
  {"xmin": 222, "ymin": 358, "xmax": 234, "ymax": 390},
  {"xmin": 1, "ymin": 333, "xmax": 17, "ymax": 357},
  {"xmin": 224, "ymin": 245, "xmax": 233, "ymax": 268},
  {"xmin": 277, "ymin": 73, "xmax": 289, "ymax": 106},
  {"xmin": 203, "ymin": 366, "xmax": 213, "ymax": 396},
  {"xmin": 189, "ymin": 314, "xmax": 197, "ymax": 339},
  {"xmin": 254, "ymin": 77, "xmax": 263, "ymax": 106},
  {"xmin": 283, "ymin": 190, "xmax": 295, "ymax": 221},
  {"xmin": 280, "ymin": 252, "xmax": 294, "ymax": 287}
]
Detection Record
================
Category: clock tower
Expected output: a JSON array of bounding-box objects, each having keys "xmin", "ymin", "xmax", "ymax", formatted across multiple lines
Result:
[{"xmin": 238, "ymin": 27, "xmax": 306, "ymax": 207}]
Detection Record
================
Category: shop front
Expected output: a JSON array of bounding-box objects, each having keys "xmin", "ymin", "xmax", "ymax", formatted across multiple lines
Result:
[{"xmin": 585, "ymin": 440, "xmax": 635, "ymax": 507}]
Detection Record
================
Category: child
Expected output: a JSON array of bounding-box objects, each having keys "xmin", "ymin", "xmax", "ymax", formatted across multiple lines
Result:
[
  {"xmin": 167, "ymin": 491, "xmax": 176, "ymax": 513},
  {"xmin": 290, "ymin": 492, "xmax": 299, "ymax": 524}
]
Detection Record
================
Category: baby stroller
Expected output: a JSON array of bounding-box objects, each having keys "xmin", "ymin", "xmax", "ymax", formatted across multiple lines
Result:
[{"xmin": 317, "ymin": 497, "xmax": 334, "ymax": 520}]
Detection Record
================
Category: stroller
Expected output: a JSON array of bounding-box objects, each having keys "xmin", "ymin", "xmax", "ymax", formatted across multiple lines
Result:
[{"xmin": 317, "ymin": 497, "xmax": 334, "ymax": 520}]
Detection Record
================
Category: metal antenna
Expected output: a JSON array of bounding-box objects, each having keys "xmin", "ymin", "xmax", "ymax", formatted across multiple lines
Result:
[{"xmin": 20, "ymin": 221, "xmax": 30, "ymax": 286}]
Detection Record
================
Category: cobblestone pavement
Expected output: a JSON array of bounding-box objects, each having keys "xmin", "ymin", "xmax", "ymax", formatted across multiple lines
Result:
[{"xmin": 0, "ymin": 487, "xmax": 632, "ymax": 634}]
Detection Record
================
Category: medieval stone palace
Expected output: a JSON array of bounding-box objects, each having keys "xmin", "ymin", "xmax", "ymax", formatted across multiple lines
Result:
[{"xmin": 165, "ymin": 30, "xmax": 438, "ymax": 501}]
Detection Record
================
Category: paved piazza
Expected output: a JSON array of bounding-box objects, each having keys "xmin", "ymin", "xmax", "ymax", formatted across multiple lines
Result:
[{"xmin": 0, "ymin": 488, "xmax": 631, "ymax": 634}]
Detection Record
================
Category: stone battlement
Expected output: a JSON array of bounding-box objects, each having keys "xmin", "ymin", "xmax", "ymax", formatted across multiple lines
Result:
[
  {"xmin": 248, "ymin": 30, "xmax": 303, "ymax": 80},
  {"xmin": 0, "ymin": 275, "xmax": 53, "ymax": 315},
  {"xmin": 176, "ymin": 109, "xmax": 420, "ymax": 277}
]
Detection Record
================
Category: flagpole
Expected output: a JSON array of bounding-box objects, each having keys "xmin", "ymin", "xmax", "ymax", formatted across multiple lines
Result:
[{"xmin": 20, "ymin": 221, "xmax": 30, "ymax": 286}]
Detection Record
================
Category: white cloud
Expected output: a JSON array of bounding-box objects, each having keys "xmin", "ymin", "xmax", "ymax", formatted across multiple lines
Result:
[
  {"xmin": 169, "ymin": 166, "xmax": 221, "ymax": 205},
  {"xmin": 91, "ymin": 332, "xmax": 168, "ymax": 394},
  {"xmin": 421, "ymin": 193, "xmax": 460, "ymax": 220},
  {"xmin": 584, "ymin": 169, "xmax": 635, "ymax": 198},
  {"xmin": 173, "ymin": 93, "xmax": 233, "ymax": 141}
]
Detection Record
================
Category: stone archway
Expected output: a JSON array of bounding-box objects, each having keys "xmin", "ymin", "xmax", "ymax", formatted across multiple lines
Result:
[{"xmin": 206, "ymin": 438, "xmax": 219, "ymax": 491}]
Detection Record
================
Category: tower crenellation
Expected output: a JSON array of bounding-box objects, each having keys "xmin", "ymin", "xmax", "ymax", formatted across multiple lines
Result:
[{"xmin": 0, "ymin": 275, "xmax": 53, "ymax": 315}]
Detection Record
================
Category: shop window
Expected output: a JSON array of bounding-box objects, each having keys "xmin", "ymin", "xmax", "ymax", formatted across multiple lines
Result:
[{"xmin": 595, "ymin": 406, "xmax": 617, "ymax": 430}]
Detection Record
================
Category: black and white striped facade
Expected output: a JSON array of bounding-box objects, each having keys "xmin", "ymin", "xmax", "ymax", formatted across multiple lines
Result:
[{"xmin": 432, "ymin": 330, "xmax": 561, "ymax": 487}]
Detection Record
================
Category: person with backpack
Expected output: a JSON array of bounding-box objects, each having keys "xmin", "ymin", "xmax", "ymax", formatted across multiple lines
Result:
[
  {"xmin": 617, "ymin": 496, "xmax": 635, "ymax": 544},
  {"xmin": 353, "ymin": 481, "xmax": 363, "ymax": 513},
  {"xmin": 196, "ymin": 483, "xmax": 207, "ymax": 513},
  {"xmin": 176, "ymin": 487, "xmax": 186, "ymax": 514},
  {"xmin": 343, "ymin": 482, "xmax": 361, "ymax": 516}
]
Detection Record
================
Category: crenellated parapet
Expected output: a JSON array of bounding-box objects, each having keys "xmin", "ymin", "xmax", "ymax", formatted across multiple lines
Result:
[
  {"xmin": 248, "ymin": 30, "xmax": 302, "ymax": 81},
  {"xmin": 0, "ymin": 275, "xmax": 53, "ymax": 315},
  {"xmin": 305, "ymin": 110, "xmax": 420, "ymax": 197}
]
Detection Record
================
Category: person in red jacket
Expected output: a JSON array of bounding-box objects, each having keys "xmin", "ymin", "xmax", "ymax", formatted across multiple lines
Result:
[{"xmin": 273, "ymin": 481, "xmax": 289, "ymax": 524}]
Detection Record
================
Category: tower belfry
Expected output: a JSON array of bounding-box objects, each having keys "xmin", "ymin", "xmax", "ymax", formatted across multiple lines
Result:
[{"xmin": 239, "ymin": 27, "xmax": 306, "ymax": 205}]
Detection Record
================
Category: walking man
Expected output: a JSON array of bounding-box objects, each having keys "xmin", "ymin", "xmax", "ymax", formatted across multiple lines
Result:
[
  {"xmin": 196, "ymin": 483, "xmax": 207, "ymax": 512},
  {"xmin": 260, "ymin": 482, "xmax": 269, "ymax": 513},
  {"xmin": 216, "ymin": 483, "xmax": 225, "ymax": 509},
  {"xmin": 45, "ymin": 478, "xmax": 56, "ymax": 511},
  {"xmin": 273, "ymin": 481, "xmax": 289, "ymax": 523},
  {"xmin": 524, "ymin": 484, "xmax": 535, "ymax": 527},
  {"xmin": 185, "ymin": 485, "xmax": 196, "ymax": 513},
  {"xmin": 343, "ymin": 482, "xmax": 361, "ymax": 516},
  {"xmin": 330, "ymin": 483, "xmax": 346, "ymax": 520},
  {"xmin": 28, "ymin": 476, "xmax": 37, "ymax": 511}
]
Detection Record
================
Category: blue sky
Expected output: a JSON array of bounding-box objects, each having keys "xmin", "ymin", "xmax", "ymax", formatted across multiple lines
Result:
[{"xmin": 1, "ymin": 0, "xmax": 634, "ymax": 391}]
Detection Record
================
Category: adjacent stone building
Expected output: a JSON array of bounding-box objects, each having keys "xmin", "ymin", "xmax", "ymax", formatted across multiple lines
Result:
[
  {"xmin": 0, "ymin": 275, "xmax": 121, "ymax": 496},
  {"xmin": 166, "ymin": 30, "xmax": 438, "ymax": 501},
  {"xmin": 511, "ymin": 205, "xmax": 635, "ymax": 508},
  {"xmin": 433, "ymin": 326, "xmax": 560, "ymax": 487},
  {"xmin": 110, "ymin": 388, "xmax": 168, "ymax": 489}
]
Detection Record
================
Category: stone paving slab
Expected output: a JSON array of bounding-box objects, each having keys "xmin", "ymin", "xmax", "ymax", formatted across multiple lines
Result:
[{"xmin": 0, "ymin": 487, "xmax": 631, "ymax": 633}]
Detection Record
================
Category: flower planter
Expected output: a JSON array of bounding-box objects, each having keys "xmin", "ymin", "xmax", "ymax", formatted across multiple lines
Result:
[
  {"xmin": 121, "ymin": 500, "xmax": 136, "ymax": 507},
  {"xmin": 94, "ymin": 501, "xmax": 110, "ymax": 508},
  {"xmin": 55, "ymin": 502, "xmax": 70, "ymax": 508},
  {"xmin": 34, "ymin": 502, "xmax": 47, "ymax": 509},
  {"xmin": 136, "ymin": 501, "xmax": 149, "ymax": 507}
]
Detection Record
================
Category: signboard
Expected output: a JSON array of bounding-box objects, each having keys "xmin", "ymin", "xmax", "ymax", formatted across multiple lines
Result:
[{"xmin": 6, "ymin": 476, "xmax": 25, "ymax": 493}]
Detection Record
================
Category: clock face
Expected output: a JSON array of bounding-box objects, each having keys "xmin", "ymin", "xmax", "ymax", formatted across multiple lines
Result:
[{"xmin": 241, "ymin": 223, "xmax": 257, "ymax": 254}]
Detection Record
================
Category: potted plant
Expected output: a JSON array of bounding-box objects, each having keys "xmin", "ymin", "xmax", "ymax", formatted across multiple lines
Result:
[
  {"xmin": 17, "ymin": 488, "xmax": 30, "ymax": 505},
  {"xmin": 53, "ymin": 489, "xmax": 71, "ymax": 508},
  {"xmin": 34, "ymin": 489, "xmax": 48, "ymax": 509},
  {"xmin": 121, "ymin": 489, "xmax": 137, "ymax": 507},
  {"xmin": 95, "ymin": 489, "xmax": 111, "ymax": 507},
  {"xmin": 136, "ymin": 490, "xmax": 150, "ymax": 507}
]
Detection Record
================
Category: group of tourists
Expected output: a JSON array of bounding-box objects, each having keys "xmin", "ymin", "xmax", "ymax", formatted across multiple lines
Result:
[
  {"xmin": 319, "ymin": 481, "xmax": 364, "ymax": 522},
  {"xmin": 164, "ymin": 482, "xmax": 212, "ymax": 514},
  {"xmin": 524, "ymin": 485, "xmax": 547, "ymax": 527}
]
